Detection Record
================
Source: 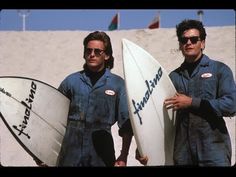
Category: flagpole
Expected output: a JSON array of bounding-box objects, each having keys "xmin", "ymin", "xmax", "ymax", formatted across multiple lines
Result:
[
  {"xmin": 158, "ymin": 10, "xmax": 161, "ymax": 28},
  {"xmin": 117, "ymin": 11, "xmax": 120, "ymax": 30}
]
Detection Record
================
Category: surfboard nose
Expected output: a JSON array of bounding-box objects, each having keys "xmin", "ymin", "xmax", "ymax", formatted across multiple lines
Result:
[{"xmin": 122, "ymin": 38, "xmax": 132, "ymax": 49}]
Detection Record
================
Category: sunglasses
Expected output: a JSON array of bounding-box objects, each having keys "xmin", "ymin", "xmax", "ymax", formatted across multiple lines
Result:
[
  {"xmin": 85, "ymin": 48, "xmax": 105, "ymax": 57},
  {"xmin": 179, "ymin": 36, "xmax": 201, "ymax": 44}
]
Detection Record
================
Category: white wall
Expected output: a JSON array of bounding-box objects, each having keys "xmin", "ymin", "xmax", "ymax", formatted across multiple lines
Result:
[{"xmin": 0, "ymin": 26, "xmax": 235, "ymax": 166}]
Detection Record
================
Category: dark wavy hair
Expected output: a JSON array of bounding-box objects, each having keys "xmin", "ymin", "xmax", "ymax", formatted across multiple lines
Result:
[
  {"xmin": 83, "ymin": 31, "xmax": 114, "ymax": 70},
  {"xmin": 176, "ymin": 19, "xmax": 207, "ymax": 42}
]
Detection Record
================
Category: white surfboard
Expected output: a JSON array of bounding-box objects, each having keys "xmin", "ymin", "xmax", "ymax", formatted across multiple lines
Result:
[
  {"xmin": 122, "ymin": 39, "xmax": 176, "ymax": 166},
  {"xmin": 0, "ymin": 76, "xmax": 70, "ymax": 166}
]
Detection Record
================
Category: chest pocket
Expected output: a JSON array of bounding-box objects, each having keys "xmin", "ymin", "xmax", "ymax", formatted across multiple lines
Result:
[
  {"xmin": 92, "ymin": 89, "xmax": 117, "ymax": 122},
  {"xmin": 194, "ymin": 73, "xmax": 217, "ymax": 99}
]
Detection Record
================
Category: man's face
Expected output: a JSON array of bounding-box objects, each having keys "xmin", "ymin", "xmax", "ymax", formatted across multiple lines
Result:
[
  {"xmin": 179, "ymin": 29, "xmax": 205, "ymax": 63},
  {"xmin": 84, "ymin": 40, "xmax": 109, "ymax": 72}
]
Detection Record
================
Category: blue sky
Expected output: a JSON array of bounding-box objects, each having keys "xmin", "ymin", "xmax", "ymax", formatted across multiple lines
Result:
[{"xmin": 0, "ymin": 9, "xmax": 235, "ymax": 31}]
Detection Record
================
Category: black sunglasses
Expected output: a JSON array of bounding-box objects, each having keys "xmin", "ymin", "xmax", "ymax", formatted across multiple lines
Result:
[
  {"xmin": 85, "ymin": 48, "xmax": 105, "ymax": 57},
  {"xmin": 179, "ymin": 36, "xmax": 201, "ymax": 44}
]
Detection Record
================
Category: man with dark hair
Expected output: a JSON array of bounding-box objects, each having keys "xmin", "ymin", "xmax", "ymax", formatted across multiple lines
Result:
[
  {"xmin": 164, "ymin": 19, "xmax": 236, "ymax": 166},
  {"xmin": 56, "ymin": 31, "xmax": 133, "ymax": 166}
]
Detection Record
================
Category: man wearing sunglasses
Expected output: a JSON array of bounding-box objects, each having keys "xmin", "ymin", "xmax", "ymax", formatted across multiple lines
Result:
[
  {"xmin": 56, "ymin": 31, "xmax": 133, "ymax": 166},
  {"xmin": 163, "ymin": 19, "xmax": 236, "ymax": 166}
]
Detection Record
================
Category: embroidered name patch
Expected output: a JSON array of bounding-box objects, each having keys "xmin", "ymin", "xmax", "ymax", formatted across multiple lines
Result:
[
  {"xmin": 105, "ymin": 90, "xmax": 116, "ymax": 96},
  {"xmin": 201, "ymin": 73, "xmax": 212, "ymax": 78}
]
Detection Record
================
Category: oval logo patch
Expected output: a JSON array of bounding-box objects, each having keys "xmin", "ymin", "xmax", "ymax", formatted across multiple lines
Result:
[
  {"xmin": 105, "ymin": 90, "xmax": 116, "ymax": 96},
  {"xmin": 201, "ymin": 73, "xmax": 212, "ymax": 78}
]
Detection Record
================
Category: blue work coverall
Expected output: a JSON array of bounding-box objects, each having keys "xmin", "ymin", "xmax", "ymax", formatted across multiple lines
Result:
[
  {"xmin": 57, "ymin": 69, "xmax": 130, "ymax": 166},
  {"xmin": 170, "ymin": 54, "xmax": 236, "ymax": 166}
]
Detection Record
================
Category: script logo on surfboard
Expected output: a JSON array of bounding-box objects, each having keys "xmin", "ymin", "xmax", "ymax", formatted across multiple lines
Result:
[
  {"xmin": 13, "ymin": 81, "xmax": 37, "ymax": 139},
  {"xmin": 132, "ymin": 67, "xmax": 163, "ymax": 125}
]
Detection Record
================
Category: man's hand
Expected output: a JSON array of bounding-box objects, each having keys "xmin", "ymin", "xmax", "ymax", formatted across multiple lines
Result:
[
  {"xmin": 114, "ymin": 154, "xmax": 127, "ymax": 167},
  {"xmin": 164, "ymin": 92, "xmax": 192, "ymax": 111}
]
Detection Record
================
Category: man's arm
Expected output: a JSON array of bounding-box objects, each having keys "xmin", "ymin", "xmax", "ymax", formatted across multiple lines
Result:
[
  {"xmin": 115, "ymin": 132, "xmax": 133, "ymax": 166},
  {"xmin": 115, "ymin": 120, "xmax": 133, "ymax": 166}
]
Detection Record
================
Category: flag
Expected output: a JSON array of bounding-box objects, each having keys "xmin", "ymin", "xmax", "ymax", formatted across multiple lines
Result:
[
  {"xmin": 108, "ymin": 13, "xmax": 119, "ymax": 31},
  {"xmin": 148, "ymin": 14, "xmax": 160, "ymax": 29}
]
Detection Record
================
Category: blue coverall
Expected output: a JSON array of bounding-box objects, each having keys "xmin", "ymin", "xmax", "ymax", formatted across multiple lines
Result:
[
  {"xmin": 170, "ymin": 54, "xmax": 236, "ymax": 166},
  {"xmin": 57, "ymin": 69, "xmax": 130, "ymax": 166}
]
